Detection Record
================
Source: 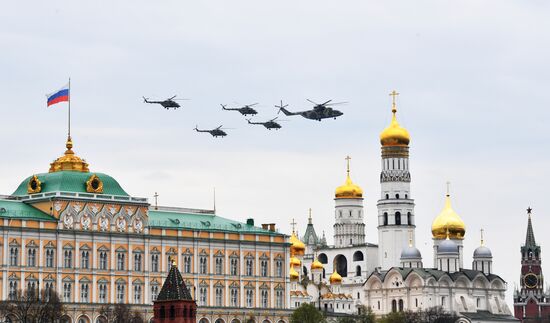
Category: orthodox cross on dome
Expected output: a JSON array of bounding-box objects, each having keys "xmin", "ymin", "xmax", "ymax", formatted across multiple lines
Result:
[
  {"xmin": 345, "ymin": 155, "xmax": 351, "ymax": 175},
  {"xmin": 527, "ymin": 207, "xmax": 532, "ymax": 215},
  {"xmin": 480, "ymin": 228, "xmax": 485, "ymax": 246},
  {"xmin": 446, "ymin": 181, "xmax": 451, "ymax": 197},
  {"xmin": 408, "ymin": 231, "xmax": 413, "ymax": 247},
  {"xmin": 308, "ymin": 208, "xmax": 312, "ymax": 224},
  {"xmin": 290, "ymin": 218, "xmax": 297, "ymax": 234},
  {"xmin": 389, "ymin": 90, "xmax": 399, "ymax": 112}
]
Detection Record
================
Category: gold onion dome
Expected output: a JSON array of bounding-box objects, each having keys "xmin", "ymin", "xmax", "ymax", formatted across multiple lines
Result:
[
  {"xmin": 289, "ymin": 232, "xmax": 305, "ymax": 256},
  {"xmin": 49, "ymin": 136, "xmax": 89, "ymax": 173},
  {"xmin": 431, "ymin": 194, "xmax": 466, "ymax": 240},
  {"xmin": 380, "ymin": 92, "xmax": 410, "ymax": 147},
  {"xmin": 290, "ymin": 256, "xmax": 301, "ymax": 268},
  {"xmin": 329, "ymin": 270, "xmax": 342, "ymax": 285},
  {"xmin": 311, "ymin": 258, "xmax": 324, "ymax": 270},
  {"xmin": 335, "ymin": 156, "xmax": 363, "ymax": 199},
  {"xmin": 289, "ymin": 266, "xmax": 299, "ymax": 281}
]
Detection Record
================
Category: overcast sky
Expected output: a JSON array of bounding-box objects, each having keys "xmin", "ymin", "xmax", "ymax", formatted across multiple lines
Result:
[{"xmin": 2, "ymin": 0, "xmax": 550, "ymax": 305}]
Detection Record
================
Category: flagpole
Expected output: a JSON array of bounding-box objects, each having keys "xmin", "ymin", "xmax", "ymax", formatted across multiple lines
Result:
[{"xmin": 68, "ymin": 78, "xmax": 71, "ymax": 138}]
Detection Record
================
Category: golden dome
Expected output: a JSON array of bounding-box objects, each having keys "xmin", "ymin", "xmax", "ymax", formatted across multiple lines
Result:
[
  {"xmin": 335, "ymin": 156, "xmax": 363, "ymax": 199},
  {"xmin": 311, "ymin": 258, "xmax": 324, "ymax": 270},
  {"xmin": 329, "ymin": 270, "xmax": 342, "ymax": 284},
  {"xmin": 290, "ymin": 256, "xmax": 301, "ymax": 268},
  {"xmin": 431, "ymin": 194, "xmax": 466, "ymax": 240},
  {"xmin": 49, "ymin": 136, "xmax": 89, "ymax": 173},
  {"xmin": 290, "ymin": 232, "xmax": 305, "ymax": 256},
  {"xmin": 289, "ymin": 266, "xmax": 299, "ymax": 281},
  {"xmin": 380, "ymin": 91, "xmax": 410, "ymax": 147}
]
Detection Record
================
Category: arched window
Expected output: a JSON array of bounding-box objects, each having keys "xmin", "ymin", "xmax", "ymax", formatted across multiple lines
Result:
[
  {"xmin": 170, "ymin": 305, "xmax": 176, "ymax": 319},
  {"xmin": 160, "ymin": 306, "xmax": 166, "ymax": 319},
  {"xmin": 395, "ymin": 212, "xmax": 401, "ymax": 225},
  {"xmin": 356, "ymin": 265, "xmax": 361, "ymax": 276},
  {"xmin": 398, "ymin": 299, "xmax": 404, "ymax": 311},
  {"xmin": 395, "ymin": 194, "xmax": 400, "ymax": 199},
  {"xmin": 318, "ymin": 253, "xmax": 328, "ymax": 264},
  {"xmin": 407, "ymin": 212, "xmax": 412, "ymax": 225},
  {"xmin": 383, "ymin": 213, "xmax": 388, "ymax": 226},
  {"xmin": 460, "ymin": 296, "xmax": 467, "ymax": 310},
  {"xmin": 353, "ymin": 251, "xmax": 364, "ymax": 261},
  {"xmin": 385, "ymin": 194, "xmax": 389, "ymax": 199},
  {"xmin": 334, "ymin": 255, "xmax": 348, "ymax": 277},
  {"xmin": 391, "ymin": 299, "xmax": 397, "ymax": 312},
  {"xmin": 302, "ymin": 266, "xmax": 308, "ymax": 277},
  {"xmin": 405, "ymin": 194, "xmax": 408, "ymax": 199}
]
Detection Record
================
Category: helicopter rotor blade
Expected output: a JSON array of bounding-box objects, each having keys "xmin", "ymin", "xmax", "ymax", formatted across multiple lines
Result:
[
  {"xmin": 307, "ymin": 99, "xmax": 318, "ymax": 105},
  {"xmin": 169, "ymin": 95, "xmax": 177, "ymax": 100},
  {"xmin": 248, "ymin": 103, "xmax": 259, "ymax": 107},
  {"xmin": 320, "ymin": 100, "xmax": 332, "ymax": 106},
  {"xmin": 325, "ymin": 101, "xmax": 348, "ymax": 106}
]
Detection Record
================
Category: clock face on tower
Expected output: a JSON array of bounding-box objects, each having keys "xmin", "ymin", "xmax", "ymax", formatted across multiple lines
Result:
[{"xmin": 524, "ymin": 273, "xmax": 539, "ymax": 288}]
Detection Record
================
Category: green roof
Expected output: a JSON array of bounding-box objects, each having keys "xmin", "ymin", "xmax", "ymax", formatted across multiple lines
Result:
[
  {"xmin": 12, "ymin": 171, "xmax": 129, "ymax": 196},
  {"xmin": 148, "ymin": 209, "xmax": 282, "ymax": 235},
  {"xmin": 0, "ymin": 199, "xmax": 56, "ymax": 221}
]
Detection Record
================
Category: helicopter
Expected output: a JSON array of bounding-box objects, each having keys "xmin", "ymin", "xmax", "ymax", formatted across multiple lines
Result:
[
  {"xmin": 143, "ymin": 96, "xmax": 186, "ymax": 109},
  {"xmin": 276, "ymin": 99, "xmax": 345, "ymax": 121},
  {"xmin": 221, "ymin": 103, "xmax": 258, "ymax": 116},
  {"xmin": 247, "ymin": 117, "xmax": 283, "ymax": 130},
  {"xmin": 193, "ymin": 125, "xmax": 228, "ymax": 138}
]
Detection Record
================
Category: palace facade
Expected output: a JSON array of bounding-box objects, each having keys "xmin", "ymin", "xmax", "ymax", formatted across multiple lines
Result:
[{"xmin": 0, "ymin": 137, "xmax": 290, "ymax": 323}]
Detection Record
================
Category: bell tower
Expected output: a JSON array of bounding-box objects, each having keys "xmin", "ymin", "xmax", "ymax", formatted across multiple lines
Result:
[
  {"xmin": 514, "ymin": 208, "xmax": 550, "ymax": 321},
  {"xmin": 377, "ymin": 91, "xmax": 416, "ymax": 269}
]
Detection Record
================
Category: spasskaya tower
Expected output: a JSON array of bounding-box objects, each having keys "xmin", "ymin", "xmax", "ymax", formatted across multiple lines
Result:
[{"xmin": 514, "ymin": 208, "xmax": 550, "ymax": 322}]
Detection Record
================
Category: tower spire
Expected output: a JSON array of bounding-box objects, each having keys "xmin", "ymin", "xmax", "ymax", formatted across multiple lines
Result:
[
  {"xmin": 525, "ymin": 207, "xmax": 536, "ymax": 246},
  {"xmin": 308, "ymin": 208, "xmax": 312, "ymax": 224}
]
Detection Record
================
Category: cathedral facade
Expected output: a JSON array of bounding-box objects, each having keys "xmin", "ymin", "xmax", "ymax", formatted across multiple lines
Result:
[
  {"xmin": 0, "ymin": 137, "xmax": 290, "ymax": 323},
  {"xmin": 290, "ymin": 93, "xmax": 517, "ymax": 322}
]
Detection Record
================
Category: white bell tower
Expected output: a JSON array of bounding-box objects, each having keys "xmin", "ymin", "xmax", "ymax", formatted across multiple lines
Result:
[{"xmin": 377, "ymin": 91, "xmax": 416, "ymax": 269}]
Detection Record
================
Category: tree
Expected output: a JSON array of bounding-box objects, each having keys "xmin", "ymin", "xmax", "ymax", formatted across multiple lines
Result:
[
  {"xmin": 99, "ymin": 304, "xmax": 145, "ymax": 323},
  {"xmin": 378, "ymin": 307, "xmax": 459, "ymax": 323},
  {"xmin": 0, "ymin": 289, "xmax": 65, "ymax": 323},
  {"xmin": 378, "ymin": 311, "xmax": 406, "ymax": 323},
  {"xmin": 336, "ymin": 306, "xmax": 376, "ymax": 323},
  {"xmin": 290, "ymin": 303, "xmax": 326, "ymax": 323}
]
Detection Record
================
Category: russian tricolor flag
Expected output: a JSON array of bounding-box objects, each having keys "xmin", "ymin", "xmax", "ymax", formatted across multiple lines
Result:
[{"xmin": 47, "ymin": 83, "xmax": 70, "ymax": 107}]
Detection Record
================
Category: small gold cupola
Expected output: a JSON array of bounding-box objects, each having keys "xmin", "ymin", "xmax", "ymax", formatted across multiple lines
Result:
[
  {"xmin": 49, "ymin": 136, "xmax": 89, "ymax": 173},
  {"xmin": 335, "ymin": 156, "xmax": 363, "ymax": 199},
  {"xmin": 380, "ymin": 90, "xmax": 410, "ymax": 147},
  {"xmin": 431, "ymin": 184, "xmax": 466, "ymax": 240}
]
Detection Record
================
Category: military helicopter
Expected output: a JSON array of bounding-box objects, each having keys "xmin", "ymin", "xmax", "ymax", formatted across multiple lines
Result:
[
  {"xmin": 143, "ymin": 96, "xmax": 186, "ymax": 109},
  {"xmin": 193, "ymin": 125, "xmax": 228, "ymax": 138},
  {"xmin": 276, "ymin": 99, "xmax": 345, "ymax": 121},
  {"xmin": 221, "ymin": 103, "xmax": 258, "ymax": 116},
  {"xmin": 246, "ymin": 117, "xmax": 283, "ymax": 130}
]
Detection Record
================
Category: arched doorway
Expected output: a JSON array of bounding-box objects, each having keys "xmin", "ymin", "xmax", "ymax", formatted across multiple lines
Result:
[
  {"xmin": 334, "ymin": 254, "xmax": 348, "ymax": 277},
  {"xmin": 353, "ymin": 251, "xmax": 364, "ymax": 261},
  {"xmin": 215, "ymin": 319, "xmax": 225, "ymax": 323},
  {"xmin": 77, "ymin": 315, "xmax": 90, "ymax": 323},
  {"xmin": 318, "ymin": 253, "xmax": 328, "ymax": 264}
]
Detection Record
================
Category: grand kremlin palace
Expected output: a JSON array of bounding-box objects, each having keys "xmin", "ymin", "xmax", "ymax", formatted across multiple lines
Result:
[{"xmin": 0, "ymin": 137, "xmax": 290, "ymax": 323}]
